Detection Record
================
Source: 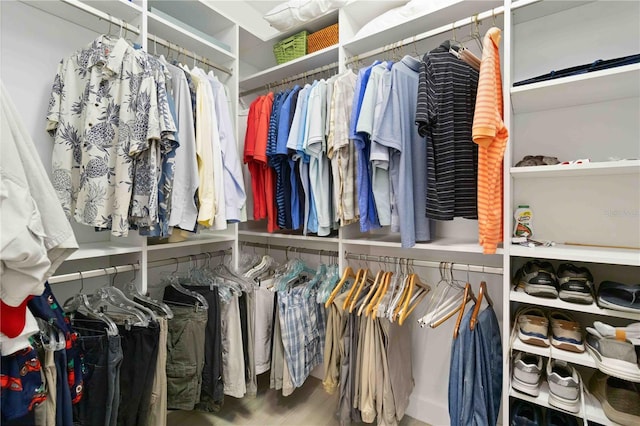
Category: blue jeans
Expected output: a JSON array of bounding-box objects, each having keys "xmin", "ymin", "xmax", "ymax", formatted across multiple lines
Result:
[
  {"xmin": 473, "ymin": 307, "xmax": 503, "ymax": 426},
  {"xmin": 449, "ymin": 305, "xmax": 502, "ymax": 426},
  {"xmin": 449, "ymin": 306, "xmax": 475, "ymax": 425},
  {"xmin": 73, "ymin": 334, "xmax": 123, "ymax": 426}
]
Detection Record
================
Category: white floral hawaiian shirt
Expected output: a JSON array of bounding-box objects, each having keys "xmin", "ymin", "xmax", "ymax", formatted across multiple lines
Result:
[{"xmin": 47, "ymin": 35, "xmax": 162, "ymax": 237}]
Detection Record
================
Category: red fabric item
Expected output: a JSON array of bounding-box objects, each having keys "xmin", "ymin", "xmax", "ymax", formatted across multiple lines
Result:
[
  {"xmin": 244, "ymin": 96, "xmax": 266, "ymax": 220},
  {"xmin": 254, "ymin": 93, "xmax": 274, "ymax": 221},
  {"xmin": 0, "ymin": 297, "xmax": 33, "ymax": 338}
]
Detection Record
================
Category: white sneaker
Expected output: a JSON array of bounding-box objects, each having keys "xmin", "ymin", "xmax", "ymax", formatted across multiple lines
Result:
[
  {"xmin": 547, "ymin": 359, "xmax": 581, "ymax": 413},
  {"xmin": 512, "ymin": 352, "xmax": 543, "ymax": 397}
]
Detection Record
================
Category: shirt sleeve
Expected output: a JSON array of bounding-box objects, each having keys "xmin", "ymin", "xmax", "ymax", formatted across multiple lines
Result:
[
  {"xmin": 46, "ymin": 59, "xmax": 66, "ymax": 135},
  {"xmin": 215, "ymin": 84, "xmax": 246, "ymax": 223}
]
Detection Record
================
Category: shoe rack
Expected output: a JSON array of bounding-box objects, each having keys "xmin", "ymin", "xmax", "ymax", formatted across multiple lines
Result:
[{"xmin": 505, "ymin": 1, "xmax": 640, "ymax": 425}]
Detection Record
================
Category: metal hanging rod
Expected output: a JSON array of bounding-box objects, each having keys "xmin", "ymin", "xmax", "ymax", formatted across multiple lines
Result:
[
  {"xmin": 239, "ymin": 61, "xmax": 340, "ymax": 98},
  {"xmin": 241, "ymin": 241, "xmax": 338, "ymax": 258},
  {"xmin": 49, "ymin": 249, "xmax": 231, "ymax": 284},
  {"xmin": 346, "ymin": 5, "xmax": 505, "ymax": 65},
  {"xmin": 147, "ymin": 33, "xmax": 233, "ymax": 76},
  {"xmin": 344, "ymin": 252, "xmax": 503, "ymax": 275},
  {"xmin": 68, "ymin": 0, "xmax": 141, "ymax": 35}
]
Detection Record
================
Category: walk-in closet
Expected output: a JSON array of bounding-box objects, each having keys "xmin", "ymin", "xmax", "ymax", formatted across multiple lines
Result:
[{"xmin": 1, "ymin": 1, "xmax": 638, "ymax": 425}]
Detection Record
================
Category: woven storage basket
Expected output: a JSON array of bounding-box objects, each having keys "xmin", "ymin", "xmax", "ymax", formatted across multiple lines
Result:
[
  {"xmin": 273, "ymin": 30, "xmax": 308, "ymax": 64},
  {"xmin": 307, "ymin": 23, "xmax": 339, "ymax": 54}
]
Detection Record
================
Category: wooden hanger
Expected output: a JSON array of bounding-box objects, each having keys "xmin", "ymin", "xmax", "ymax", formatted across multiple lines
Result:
[
  {"xmin": 325, "ymin": 265, "xmax": 355, "ymax": 308},
  {"xmin": 367, "ymin": 270, "xmax": 393, "ymax": 318},
  {"xmin": 357, "ymin": 270, "xmax": 388, "ymax": 317},
  {"xmin": 342, "ymin": 266, "xmax": 366, "ymax": 310},
  {"xmin": 453, "ymin": 283, "xmax": 476, "ymax": 339},
  {"xmin": 398, "ymin": 273, "xmax": 431, "ymax": 325},
  {"xmin": 469, "ymin": 281, "xmax": 493, "ymax": 330},
  {"xmin": 349, "ymin": 268, "xmax": 381, "ymax": 313}
]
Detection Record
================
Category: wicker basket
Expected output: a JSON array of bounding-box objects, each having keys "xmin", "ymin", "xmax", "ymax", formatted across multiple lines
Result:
[
  {"xmin": 273, "ymin": 30, "xmax": 308, "ymax": 64},
  {"xmin": 307, "ymin": 23, "xmax": 339, "ymax": 54}
]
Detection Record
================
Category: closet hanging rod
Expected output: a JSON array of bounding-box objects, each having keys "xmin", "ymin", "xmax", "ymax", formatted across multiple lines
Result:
[
  {"xmin": 241, "ymin": 241, "xmax": 338, "ymax": 258},
  {"xmin": 147, "ymin": 33, "xmax": 233, "ymax": 76},
  {"xmin": 48, "ymin": 249, "xmax": 231, "ymax": 284},
  {"xmin": 57, "ymin": 0, "xmax": 141, "ymax": 35},
  {"xmin": 344, "ymin": 252, "xmax": 503, "ymax": 275},
  {"xmin": 239, "ymin": 61, "xmax": 340, "ymax": 97},
  {"xmin": 346, "ymin": 5, "xmax": 505, "ymax": 66}
]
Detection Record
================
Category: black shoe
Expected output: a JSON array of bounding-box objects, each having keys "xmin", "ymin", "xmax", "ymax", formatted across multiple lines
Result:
[
  {"xmin": 514, "ymin": 260, "xmax": 558, "ymax": 298},
  {"xmin": 511, "ymin": 400, "xmax": 543, "ymax": 426},
  {"xmin": 557, "ymin": 263, "xmax": 594, "ymax": 304}
]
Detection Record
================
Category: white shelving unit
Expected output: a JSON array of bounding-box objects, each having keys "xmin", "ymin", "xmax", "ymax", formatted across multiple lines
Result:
[
  {"xmin": 511, "ymin": 63, "xmax": 640, "ymax": 114},
  {"xmin": 340, "ymin": 0, "xmax": 501, "ymax": 57},
  {"xmin": 510, "ymin": 244, "xmax": 640, "ymax": 267},
  {"xmin": 506, "ymin": 1, "xmax": 640, "ymax": 426},
  {"xmin": 66, "ymin": 241, "xmax": 143, "ymax": 261},
  {"xmin": 3, "ymin": 1, "xmax": 638, "ymax": 426},
  {"xmin": 239, "ymin": 45, "xmax": 339, "ymax": 93},
  {"xmin": 510, "ymin": 160, "xmax": 640, "ymax": 178}
]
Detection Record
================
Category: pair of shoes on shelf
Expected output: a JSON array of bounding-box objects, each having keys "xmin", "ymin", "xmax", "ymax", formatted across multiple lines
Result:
[
  {"xmin": 586, "ymin": 321, "xmax": 640, "ymax": 382},
  {"xmin": 516, "ymin": 307, "xmax": 585, "ymax": 353},
  {"xmin": 589, "ymin": 371, "xmax": 640, "ymax": 426},
  {"xmin": 511, "ymin": 400, "xmax": 579, "ymax": 425},
  {"xmin": 514, "ymin": 155, "xmax": 561, "ymax": 167},
  {"xmin": 597, "ymin": 281, "xmax": 640, "ymax": 313},
  {"xmin": 512, "ymin": 353, "xmax": 582, "ymax": 413},
  {"xmin": 513, "ymin": 261, "xmax": 594, "ymax": 304}
]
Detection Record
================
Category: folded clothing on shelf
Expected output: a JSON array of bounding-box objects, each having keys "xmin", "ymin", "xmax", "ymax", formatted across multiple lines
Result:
[{"xmin": 513, "ymin": 53, "xmax": 640, "ymax": 86}]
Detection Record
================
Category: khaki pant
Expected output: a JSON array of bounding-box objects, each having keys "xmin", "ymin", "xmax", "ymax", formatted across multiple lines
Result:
[{"xmin": 146, "ymin": 317, "xmax": 168, "ymax": 426}]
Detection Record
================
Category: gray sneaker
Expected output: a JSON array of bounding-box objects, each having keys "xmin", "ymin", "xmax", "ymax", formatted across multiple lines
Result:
[
  {"xmin": 547, "ymin": 359, "xmax": 580, "ymax": 413},
  {"xmin": 512, "ymin": 352, "xmax": 543, "ymax": 396}
]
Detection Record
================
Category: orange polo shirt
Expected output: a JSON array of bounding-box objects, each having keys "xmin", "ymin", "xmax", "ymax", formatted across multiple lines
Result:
[{"xmin": 472, "ymin": 27, "xmax": 509, "ymax": 254}]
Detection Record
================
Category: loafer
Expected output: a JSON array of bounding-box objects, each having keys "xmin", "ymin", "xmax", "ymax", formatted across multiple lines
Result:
[
  {"xmin": 517, "ymin": 307, "xmax": 550, "ymax": 347},
  {"xmin": 510, "ymin": 400, "xmax": 543, "ymax": 426},
  {"xmin": 549, "ymin": 311, "xmax": 585, "ymax": 353},
  {"xmin": 547, "ymin": 359, "xmax": 581, "ymax": 413},
  {"xmin": 589, "ymin": 371, "xmax": 640, "ymax": 426},
  {"xmin": 514, "ymin": 260, "xmax": 558, "ymax": 298},
  {"xmin": 557, "ymin": 263, "xmax": 594, "ymax": 304},
  {"xmin": 586, "ymin": 326, "xmax": 640, "ymax": 382},
  {"xmin": 597, "ymin": 281, "xmax": 640, "ymax": 313},
  {"xmin": 512, "ymin": 352, "xmax": 543, "ymax": 397}
]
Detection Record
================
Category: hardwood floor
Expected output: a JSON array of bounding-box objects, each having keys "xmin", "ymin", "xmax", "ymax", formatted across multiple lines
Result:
[{"xmin": 167, "ymin": 374, "xmax": 430, "ymax": 426}]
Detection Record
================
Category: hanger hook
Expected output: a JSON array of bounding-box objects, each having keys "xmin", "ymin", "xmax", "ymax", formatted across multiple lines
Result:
[
  {"xmin": 78, "ymin": 271, "xmax": 85, "ymax": 293},
  {"xmin": 119, "ymin": 19, "xmax": 123, "ymax": 38},
  {"xmin": 452, "ymin": 23, "xmax": 457, "ymax": 42},
  {"xmin": 131, "ymin": 262, "xmax": 138, "ymax": 284},
  {"xmin": 111, "ymin": 266, "xmax": 119, "ymax": 286},
  {"xmin": 107, "ymin": 16, "xmax": 113, "ymax": 36},
  {"xmin": 173, "ymin": 257, "xmax": 180, "ymax": 274},
  {"xmin": 492, "ymin": 8, "xmax": 497, "ymax": 27}
]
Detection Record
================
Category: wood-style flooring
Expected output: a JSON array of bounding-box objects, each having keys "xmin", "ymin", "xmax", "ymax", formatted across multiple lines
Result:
[{"xmin": 167, "ymin": 373, "xmax": 430, "ymax": 426}]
